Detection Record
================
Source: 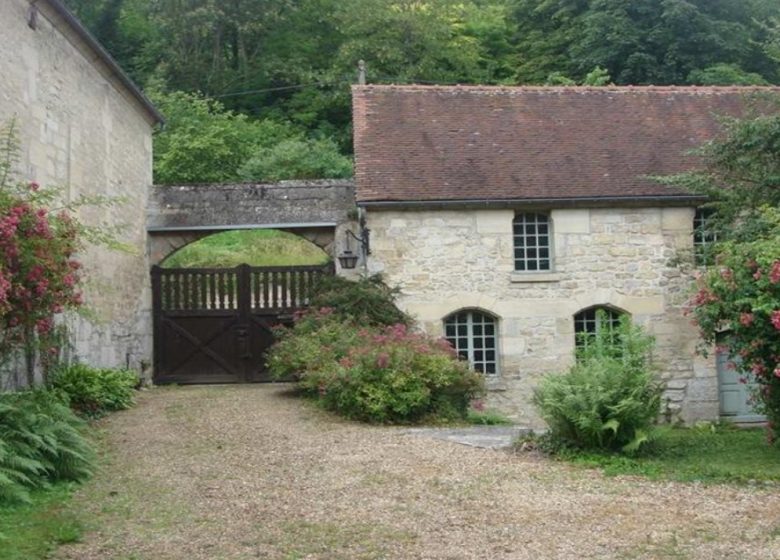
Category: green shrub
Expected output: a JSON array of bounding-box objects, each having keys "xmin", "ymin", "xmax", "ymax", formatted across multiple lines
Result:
[
  {"xmin": 307, "ymin": 323, "xmax": 484, "ymax": 423},
  {"xmin": 308, "ymin": 275, "xmax": 412, "ymax": 327},
  {"xmin": 533, "ymin": 316, "xmax": 662, "ymax": 452},
  {"xmin": 238, "ymin": 137, "xmax": 353, "ymax": 182},
  {"xmin": 267, "ymin": 308, "xmax": 362, "ymax": 381},
  {"xmin": 49, "ymin": 364, "xmax": 139, "ymax": 418},
  {"xmin": 0, "ymin": 390, "xmax": 94, "ymax": 504}
]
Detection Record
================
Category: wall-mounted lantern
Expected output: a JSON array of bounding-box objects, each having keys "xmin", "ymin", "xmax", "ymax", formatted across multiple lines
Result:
[{"xmin": 337, "ymin": 222, "xmax": 371, "ymax": 270}]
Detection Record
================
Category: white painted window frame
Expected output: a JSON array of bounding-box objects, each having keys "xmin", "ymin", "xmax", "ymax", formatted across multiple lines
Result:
[
  {"xmin": 513, "ymin": 213, "xmax": 553, "ymax": 272},
  {"xmin": 444, "ymin": 310, "xmax": 499, "ymax": 376}
]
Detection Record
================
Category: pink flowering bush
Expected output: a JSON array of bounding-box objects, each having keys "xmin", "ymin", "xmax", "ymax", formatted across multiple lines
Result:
[
  {"xmin": 308, "ymin": 323, "xmax": 483, "ymax": 423},
  {"xmin": 0, "ymin": 126, "xmax": 84, "ymax": 381},
  {"xmin": 266, "ymin": 307, "xmax": 362, "ymax": 381},
  {"xmin": 267, "ymin": 309, "xmax": 484, "ymax": 423},
  {"xmin": 687, "ymin": 207, "xmax": 780, "ymax": 443}
]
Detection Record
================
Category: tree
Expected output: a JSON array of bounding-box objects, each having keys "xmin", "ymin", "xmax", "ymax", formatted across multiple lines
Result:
[
  {"xmin": 656, "ymin": 95, "xmax": 780, "ymax": 242},
  {"xmin": 151, "ymin": 90, "xmax": 290, "ymax": 184},
  {"xmin": 509, "ymin": 0, "xmax": 780, "ymax": 85},
  {"xmin": 239, "ymin": 138, "xmax": 352, "ymax": 182},
  {"xmin": 151, "ymin": 90, "xmax": 352, "ymax": 184},
  {"xmin": 662, "ymin": 99, "xmax": 780, "ymax": 443},
  {"xmin": 688, "ymin": 208, "xmax": 780, "ymax": 442}
]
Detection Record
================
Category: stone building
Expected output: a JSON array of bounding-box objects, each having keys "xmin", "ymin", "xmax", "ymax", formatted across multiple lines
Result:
[
  {"xmin": 0, "ymin": 0, "xmax": 163, "ymax": 379},
  {"xmin": 351, "ymin": 85, "xmax": 772, "ymax": 427}
]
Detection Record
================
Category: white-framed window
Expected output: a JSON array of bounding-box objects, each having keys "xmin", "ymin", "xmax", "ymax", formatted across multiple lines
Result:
[
  {"xmin": 513, "ymin": 213, "xmax": 551, "ymax": 272},
  {"xmin": 573, "ymin": 305, "xmax": 624, "ymax": 349},
  {"xmin": 693, "ymin": 208, "xmax": 717, "ymax": 266},
  {"xmin": 444, "ymin": 310, "xmax": 498, "ymax": 375}
]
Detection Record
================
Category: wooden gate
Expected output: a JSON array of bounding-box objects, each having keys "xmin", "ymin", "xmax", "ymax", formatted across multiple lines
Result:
[{"xmin": 151, "ymin": 263, "xmax": 333, "ymax": 384}]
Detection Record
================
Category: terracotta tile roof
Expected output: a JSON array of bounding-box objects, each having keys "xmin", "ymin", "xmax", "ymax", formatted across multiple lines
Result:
[{"xmin": 352, "ymin": 85, "xmax": 778, "ymax": 205}]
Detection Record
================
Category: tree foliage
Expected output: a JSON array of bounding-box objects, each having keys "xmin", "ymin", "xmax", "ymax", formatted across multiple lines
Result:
[
  {"xmin": 151, "ymin": 90, "xmax": 352, "ymax": 184},
  {"xmin": 63, "ymin": 0, "xmax": 780, "ymax": 183},
  {"xmin": 688, "ymin": 209, "xmax": 780, "ymax": 442},
  {"xmin": 656, "ymin": 95, "xmax": 780, "ymax": 242},
  {"xmin": 664, "ymin": 99, "xmax": 780, "ymax": 443}
]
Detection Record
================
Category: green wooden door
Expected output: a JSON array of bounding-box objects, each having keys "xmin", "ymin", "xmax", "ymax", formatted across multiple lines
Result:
[{"xmin": 717, "ymin": 350, "xmax": 765, "ymax": 423}]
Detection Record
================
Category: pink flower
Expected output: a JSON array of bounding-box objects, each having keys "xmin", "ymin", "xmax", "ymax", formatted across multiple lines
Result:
[
  {"xmin": 376, "ymin": 352, "xmax": 390, "ymax": 369},
  {"xmin": 751, "ymin": 363, "xmax": 767, "ymax": 377},
  {"xmin": 35, "ymin": 317, "xmax": 53, "ymax": 334},
  {"xmin": 772, "ymin": 310, "xmax": 780, "ymax": 331},
  {"xmin": 28, "ymin": 181, "xmax": 39, "ymax": 192},
  {"xmin": 739, "ymin": 313, "xmax": 755, "ymax": 327},
  {"xmin": 771, "ymin": 261, "xmax": 780, "ymax": 284},
  {"xmin": 754, "ymin": 269, "xmax": 763, "ymax": 280}
]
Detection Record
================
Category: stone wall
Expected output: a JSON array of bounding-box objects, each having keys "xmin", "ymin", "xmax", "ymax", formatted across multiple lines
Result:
[
  {"xmin": 365, "ymin": 206, "xmax": 718, "ymax": 428},
  {"xmin": 148, "ymin": 181, "xmax": 355, "ymax": 230},
  {"xmin": 0, "ymin": 0, "xmax": 155, "ymax": 376}
]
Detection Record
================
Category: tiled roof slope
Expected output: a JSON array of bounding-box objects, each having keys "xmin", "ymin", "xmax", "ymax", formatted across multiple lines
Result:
[{"xmin": 352, "ymin": 85, "xmax": 778, "ymax": 205}]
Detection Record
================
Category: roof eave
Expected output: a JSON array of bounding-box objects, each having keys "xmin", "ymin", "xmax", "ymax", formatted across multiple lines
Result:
[
  {"xmin": 357, "ymin": 194, "xmax": 708, "ymax": 210},
  {"xmin": 43, "ymin": 0, "xmax": 165, "ymax": 125}
]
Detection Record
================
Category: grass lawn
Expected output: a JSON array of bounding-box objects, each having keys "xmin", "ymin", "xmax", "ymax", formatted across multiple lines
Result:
[
  {"xmin": 0, "ymin": 483, "xmax": 83, "ymax": 560},
  {"xmin": 555, "ymin": 423, "xmax": 780, "ymax": 484},
  {"xmin": 162, "ymin": 229, "xmax": 331, "ymax": 268}
]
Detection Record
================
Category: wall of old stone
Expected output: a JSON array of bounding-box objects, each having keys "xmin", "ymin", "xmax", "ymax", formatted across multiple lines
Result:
[
  {"xmin": 0, "ymin": 0, "xmax": 155, "ymax": 376},
  {"xmin": 365, "ymin": 206, "xmax": 718, "ymax": 428}
]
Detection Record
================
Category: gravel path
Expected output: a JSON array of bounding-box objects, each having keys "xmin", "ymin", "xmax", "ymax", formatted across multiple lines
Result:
[{"xmin": 57, "ymin": 385, "xmax": 780, "ymax": 560}]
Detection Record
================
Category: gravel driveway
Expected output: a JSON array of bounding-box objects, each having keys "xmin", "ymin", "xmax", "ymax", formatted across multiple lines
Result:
[{"xmin": 57, "ymin": 385, "xmax": 780, "ymax": 560}]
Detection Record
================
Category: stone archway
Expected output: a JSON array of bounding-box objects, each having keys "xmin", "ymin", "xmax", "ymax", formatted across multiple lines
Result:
[
  {"xmin": 148, "ymin": 226, "xmax": 337, "ymax": 266},
  {"xmin": 147, "ymin": 180, "xmax": 355, "ymax": 266}
]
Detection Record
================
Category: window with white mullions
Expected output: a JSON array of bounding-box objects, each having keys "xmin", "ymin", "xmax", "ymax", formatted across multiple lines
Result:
[
  {"xmin": 513, "ymin": 213, "xmax": 551, "ymax": 272},
  {"xmin": 693, "ymin": 208, "xmax": 717, "ymax": 266},
  {"xmin": 444, "ymin": 310, "xmax": 498, "ymax": 375}
]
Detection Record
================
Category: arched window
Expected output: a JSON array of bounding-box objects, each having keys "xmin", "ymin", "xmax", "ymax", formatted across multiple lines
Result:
[
  {"xmin": 444, "ymin": 310, "xmax": 498, "ymax": 375},
  {"xmin": 573, "ymin": 306, "xmax": 625, "ymax": 348}
]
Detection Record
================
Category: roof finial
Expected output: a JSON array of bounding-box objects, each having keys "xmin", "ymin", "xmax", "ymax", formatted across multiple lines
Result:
[{"xmin": 358, "ymin": 60, "xmax": 366, "ymax": 86}]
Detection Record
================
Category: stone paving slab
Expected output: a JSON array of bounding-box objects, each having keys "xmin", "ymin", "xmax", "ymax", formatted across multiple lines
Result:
[{"xmin": 403, "ymin": 426, "xmax": 533, "ymax": 449}]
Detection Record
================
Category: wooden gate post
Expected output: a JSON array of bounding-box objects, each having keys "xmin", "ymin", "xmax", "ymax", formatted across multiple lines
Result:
[
  {"xmin": 236, "ymin": 264, "xmax": 252, "ymax": 380},
  {"xmin": 150, "ymin": 265, "xmax": 163, "ymax": 377}
]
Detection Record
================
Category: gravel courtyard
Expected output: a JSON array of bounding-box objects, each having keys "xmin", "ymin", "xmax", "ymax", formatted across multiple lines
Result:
[{"xmin": 57, "ymin": 385, "xmax": 780, "ymax": 560}]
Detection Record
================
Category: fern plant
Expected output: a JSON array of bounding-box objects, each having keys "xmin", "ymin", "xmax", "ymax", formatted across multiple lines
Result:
[
  {"xmin": 533, "ymin": 316, "xmax": 662, "ymax": 453},
  {"xmin": 0, "ymin": 390, "xmax": 94, "ymax": 504},
  {"xmin": 49, "ymin": 364, "xmax": 139, "ymax": 418}
]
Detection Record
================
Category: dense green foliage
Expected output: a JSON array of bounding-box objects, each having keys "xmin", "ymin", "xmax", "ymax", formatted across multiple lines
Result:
[
  {"xmin": 657, "ymin": 97, "xmax": 780, "ymax": 243},
  {"xmin": 238, "ymin": 137, "xmax": 352, "ymax": 182},
  {"xmin": 49, "ymin": 365, "xmax": 139, "ymax": 419},
  {"xmin": 533, "ymin": 316, "xmax": 661, "ymax": 452},
  {"xmin": 0, "ymin": 391, "xmax": 94, "ymax": 505},
  {"xmin": 531, "ymin": 423, "xmax": 780, "ymax": 484},
  {"xmin": 149, "ymin": 91, "xmax": 352, "ymax": 184},
  {"xmin": 62, "ymin": 0, "xmax": 780, "ymax": 184},
  {"xmin": 307, "ymin": 275, "xmax": 412, "ymax": 327},
  {"xmin": 161, "ymin": 230, "xmax": 330, "ymax": 268}
]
